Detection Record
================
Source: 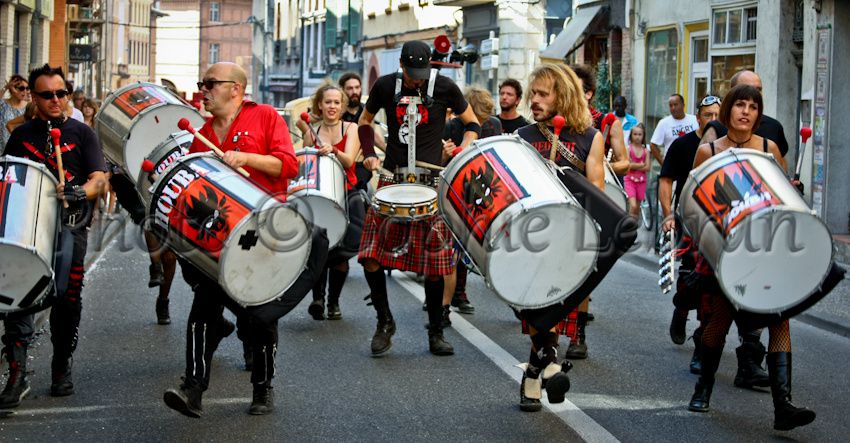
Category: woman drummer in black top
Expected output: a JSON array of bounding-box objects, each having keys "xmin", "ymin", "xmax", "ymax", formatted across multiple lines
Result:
[{"xmin": 687, "ymin": 84, "xmax": 813, "ymax": 431}]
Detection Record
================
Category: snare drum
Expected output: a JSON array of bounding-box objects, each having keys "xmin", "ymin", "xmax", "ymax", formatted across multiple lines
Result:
[
  {"xmin": 136, "ymin": 131, "xmax": 192, "ymax": 204},
  {"xmin": 96, "ymin": 82, "xmax": 204, "ymax": 184},
  {"xmin": 679, "ymin": 148, "xmax": 833, "ymax": 315},
  {"xmin": 603, "ymin": 160, "xmax": 628, "ymax": 211},
  {"xmin": 287, "ymin": 148, "xmax": 348, "ymax": 248},
  {"xmin": 0, "ymin": 156, "xmax": 60, "ymax": 317},
  {"xmin": 439, "ymin": 135, "xmax": 599, "ymax": 309},
  {"xmin": 148, "ymin": 153, "xmax": 311, "ymax": 306},
  {"xmin": 372, "ymin": 184, "xmax": 438, "ymax": 220}
]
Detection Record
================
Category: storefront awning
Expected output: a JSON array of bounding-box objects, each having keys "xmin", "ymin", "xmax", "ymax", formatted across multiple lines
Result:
[{"xmin": 539, "ymin": 5, "xmax": 603, "ymax": 62}]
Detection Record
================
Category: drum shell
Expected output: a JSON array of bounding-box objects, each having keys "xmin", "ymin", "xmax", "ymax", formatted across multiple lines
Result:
[
  {"xmin": 148, "ymin": 153, "xmax": 311, "ymax": 306},
  {"xmin": 603, "ymin": 161, "xmax": 628, "ymax": 211},
  {"xmin": 136, "ymin": 131, "xmax": 192, "ymax": 205},
  {"xmin": 287, "ymin": 148, "xmax": 348, "ymax": 248},
  {"xmin": 439, "ymin": 135, "xmax": 599, "ymax": 309},
  {"xmin": 0, "ymin": 156, "xmax": 60, "ymax": 315},
  {"xmin": 96, "ymin": 82, "xmax": 204, "ymax": 184},
  {"xmin": 678, "ymin": 148, "xmax": 833, "ymax": 314}
]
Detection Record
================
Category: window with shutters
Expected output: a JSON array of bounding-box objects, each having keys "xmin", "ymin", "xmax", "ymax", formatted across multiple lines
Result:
[{"xmin": 210, "ymin": 3, "xmax": 220, "ymax": 23}]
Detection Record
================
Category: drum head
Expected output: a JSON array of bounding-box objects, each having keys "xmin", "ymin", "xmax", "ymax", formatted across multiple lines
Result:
[
  {"xmin": 0, "ymin": 243, "xmax": 53, "ymax": 314},
  {"xmin": 220, "ymin": 204, "xmax": 312, "ymax": 306},
  {"xmin": 374, "ymin": 184, "xmax": 436, "ymax": 204},
  {"xmin": 717, "ymin": 210, "xmax": 833, "ymax": 314},
  {"xmin": 287, "ymin": 195, "xmax": 347, "ymax": 249},
  {"xmin": 486, "ymin": 204, "xmax": 598, "ymax": 309}
]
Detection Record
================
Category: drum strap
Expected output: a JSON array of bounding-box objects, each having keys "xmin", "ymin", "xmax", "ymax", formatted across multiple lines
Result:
[{"xmin": 536, "ymin": 123, "xmax": 586, "ymax": 173}]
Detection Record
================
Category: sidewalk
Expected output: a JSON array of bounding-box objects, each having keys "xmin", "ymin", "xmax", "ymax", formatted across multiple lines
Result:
[
  {"xmin": 0, "ymin": 214, "xmax": 127, "ymax": 342},
  {"xmin": 623, "ymin": 226, "xmax": 850, "ymax": 338}
]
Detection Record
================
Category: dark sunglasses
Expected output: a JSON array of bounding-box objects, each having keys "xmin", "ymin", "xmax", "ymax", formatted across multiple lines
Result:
[
  {"xmin": 698, "ymin": 95, "xmax": 721, "ymax": 108},
  {"xmin": 197, "ymin": 79, "xmax": 236, "ymax": 90},
  {"xmin": 33, "ymin": 90, "xmax": 70, "ymax": 100},
  {"xmin": 14, "ymin": 85, "xmax": 30, "ymax": 92}
]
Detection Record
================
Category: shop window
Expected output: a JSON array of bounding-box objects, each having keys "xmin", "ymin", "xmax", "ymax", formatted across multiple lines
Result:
[
  {"xmin": 711, "ymin": 54, "xmax": 755, "ymax": 97},
  {"xmin": 644, "ymin": 28, "xmax": 678, "ymax": 137}
]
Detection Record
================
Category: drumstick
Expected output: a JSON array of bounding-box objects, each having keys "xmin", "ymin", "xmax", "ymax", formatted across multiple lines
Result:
[
  {"xmin": 794, "ymin": 127, "xmax": 812, "ymax": 180},
  {"xmin": 416, "ymin": 160, "xmax": 445, "ymax": 171},
  {"xmin": 50, "ymin": 128, "xmax": 69, "ymax": 209},
  {"xmin": 141, "ymin": 159, "xmax": 159, "ymax": 183},
  {"xmin": 300, "ymin": 112, "xmax": 321, "ymax": 147},
  {"xmin": 177, "ymin": 118, "xmax": 250, "ymax": 177},
  {"xmin": 551, "ymin": 115, "xmax": 566, "ymax": 162}
]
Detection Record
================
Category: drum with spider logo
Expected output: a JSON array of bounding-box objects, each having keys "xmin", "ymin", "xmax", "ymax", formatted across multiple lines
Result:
[
  {"xmin": 147, "ymin": 153, "xmax": 312, "ymax": 306},
  {"xmin": 678, "ymin": 148, "xmax": 833, "ymax": 316},
  {"xmin": 438, "ymin": 135, "xmax": 599, "ymax": 309}
]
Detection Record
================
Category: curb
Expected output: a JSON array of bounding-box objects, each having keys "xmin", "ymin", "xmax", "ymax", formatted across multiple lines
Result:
[{"xmin": 621, "ymin": 251, "xmax": 850, "ymax": 338}]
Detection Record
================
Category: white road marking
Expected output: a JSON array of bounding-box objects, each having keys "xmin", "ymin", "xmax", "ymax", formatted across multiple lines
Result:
[
  {"xmin": 393, "ymin": 273, "xmax": 620, "ymax": 443},
  {"xmin": 4, "ymin": 398, "xmax": 251, "ymax": 417}
]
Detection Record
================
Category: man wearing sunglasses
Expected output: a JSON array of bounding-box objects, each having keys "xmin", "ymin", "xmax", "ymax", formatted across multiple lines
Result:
[
  {"xmin": 0, "ymin": 64, "xmax": 107, "ymax": 409},
  {"xmin": 163, "ymin": 61, "xmax": 328, "ymax": 418}
]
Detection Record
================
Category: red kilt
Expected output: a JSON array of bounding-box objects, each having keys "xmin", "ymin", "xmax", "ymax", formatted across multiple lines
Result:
[{"xmin": 358, "ymin": 180, "xmax": 454, "ymax": 276}]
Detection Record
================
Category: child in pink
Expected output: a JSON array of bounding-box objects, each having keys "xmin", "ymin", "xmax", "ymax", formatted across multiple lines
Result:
[{"xmin": 625, "ymin": 123, "xmax": 650, "ymax": 218}]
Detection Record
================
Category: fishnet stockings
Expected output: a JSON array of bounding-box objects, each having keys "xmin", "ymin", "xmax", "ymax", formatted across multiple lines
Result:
[{"xmin": 701, "ymin": 294, "xmax": 792, "ymax": 352}]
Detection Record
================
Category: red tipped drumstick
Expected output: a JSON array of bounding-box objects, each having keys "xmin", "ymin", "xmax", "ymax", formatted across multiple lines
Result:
[
  {"xmin": 794, "ymin": 126, "xmax": 812, "ymax": 180},
  {"xmin": 177, "ymin": 118, "xmax": 250, "ymax": 177},
  {"xmin": 141, "ymin": 159, "xmax": 159, "ymax": 183},
  {"xmin": 550, "ymin": 115, "xmax": 566, "ymax": 162},
  {"xmin": 300, "ymin": 112, "xmax": 321, "ymax": 147},
  {"xmin": 50, "ymin": 128, "xmax": 69, "ymax": 208}
]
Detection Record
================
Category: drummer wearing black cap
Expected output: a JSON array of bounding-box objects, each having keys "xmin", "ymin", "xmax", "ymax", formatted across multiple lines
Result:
[{"xmin": 356, "ymin": 40, "xmax": 480, "ymax": 356}]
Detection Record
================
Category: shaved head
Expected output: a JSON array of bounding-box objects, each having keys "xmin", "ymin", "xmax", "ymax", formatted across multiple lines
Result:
[
  {"xmin": 730, "ymin": 70, "xmax": 762, "ymax": 91},
  {"xmin": 206, "ymin": 62, "xmax": 247, "ymax": 88}
]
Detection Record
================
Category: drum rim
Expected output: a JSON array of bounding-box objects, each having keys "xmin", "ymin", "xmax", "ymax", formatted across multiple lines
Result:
[
  {"xmin": 715, "ymin": 208, "xmax": 834, "ymax": 314},
  {"xmin": 135, "ymin": 131, "xmax": 193, "ymax": 188},
  {"xmin": 97, "ymin": 81, "xmax": 189, "ymax": 109},
  {"xmin": 287, "ymin": 194, "xmax": 348, "ymax": 248},
  {"xmin": 374, "ymin": 183, "xmax": 437, "ymax": 204},
  {"xmin": 0, "ymin": 155, "xmax": 60, "ymax": 186},
  {"xmin": 441, "ymin": 133, "xmax": 535, "ymax": 178},
  {"xmin": 0, "ymin": 239, "xmax": 55, "ymax": 312},
  {"xmin": 219, "ymin": 204, "xmax": 312, "ymax": 306}
]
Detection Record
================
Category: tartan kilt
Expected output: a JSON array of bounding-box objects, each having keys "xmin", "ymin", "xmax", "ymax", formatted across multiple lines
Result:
[{"xmin": 358, "ymin": 179, "xmax": 454, "ymax": 276}]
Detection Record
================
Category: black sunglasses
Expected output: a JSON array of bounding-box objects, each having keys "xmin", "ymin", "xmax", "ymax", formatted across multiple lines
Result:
[
  {"xmin": 14, "ymin": 85, "xmax": 30, "ymax": 92},
  {"xmin": 698, "ymin": 95, "xmax": 721, "ymax": 108},
  {"xmin": 33, "ymin": 90, "xmax": 70, "ymax": 100},
  {"xmin": 197, "ymin": 79, "xmax": 236, "ymax": 90}
]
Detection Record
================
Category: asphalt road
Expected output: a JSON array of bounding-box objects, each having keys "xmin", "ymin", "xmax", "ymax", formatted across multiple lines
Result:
[{"xmin": 1, "ymin": 230, "xmax": 849, "ymax": 442}]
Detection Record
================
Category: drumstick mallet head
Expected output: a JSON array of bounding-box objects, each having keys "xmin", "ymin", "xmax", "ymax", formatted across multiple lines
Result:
[
  {"xmin": 50, "ymin": 128, "xmax": 61, "ymax": 145},
  {"xmin": 553, "ymin": 115, "xmax": 566, "ymax": 138},
  {"xmin": 177, "ymin": 117, "xmax": 195, "ymax": 134},
  {"xmin": 800, "ymin": 127, "xmax": 812, "ymax": 144},
  {"xmin": 141, "ymin": 159, "xmax": 159, "ymax": 183}
]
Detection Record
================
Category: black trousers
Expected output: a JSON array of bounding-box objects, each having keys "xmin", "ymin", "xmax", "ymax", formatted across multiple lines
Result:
[
  {"xmin": 177, "ymin": 227, "xmax": 328, "ymax": 388},
  {"xmin": 521, "ymin": 167, "xmax": 638, "ymax": 333}
]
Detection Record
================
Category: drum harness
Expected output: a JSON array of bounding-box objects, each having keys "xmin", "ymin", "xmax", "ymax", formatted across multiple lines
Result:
[
  {"xmin": 536, "ymin": 123, "xmax": 586, "ymax": 174},
  {"xmin": 394, "ymin": 68, "xmax": 438, "ymax": 184}
]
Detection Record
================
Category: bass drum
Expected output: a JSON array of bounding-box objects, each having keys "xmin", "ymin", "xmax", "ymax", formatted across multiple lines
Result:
[
  {"xmin": 96, "ymin": 82, "xmax": 204, "ymax": 184},
  {"xmin": 438, "ymin": 135, "xmax": 598, "ymax": 309},
  {"xmin": 679, "ymin": 148, "xmax": 833, "ymax": 315},
  {"xmin": 148, "ymin": 153, "xmax": 312, "ymax": 306},
  {"xmin": 286, "ymin": 148, "xmax": 348, "ymax": 248},
  {"xmin": 0, "ymin": 156, "xmax": 60, "ymax": 317},
  {"xmin": 136, "ymin": 131, "xmax": 192, "ymax": 204}
]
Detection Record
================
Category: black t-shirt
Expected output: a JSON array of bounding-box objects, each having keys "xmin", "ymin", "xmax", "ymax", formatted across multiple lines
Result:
[
  {"xmin": 365, "ymin": 72, "xmax": 468, "ymax": 171},
  {"xmin": 659, "ymin": 130, "xmax": 701, "ymax": 209},
  {"xmin": 499, "ymin": 115, "xmax": 529, "ymax": 134},
  {"xmin": 756, "ymin": 115, "xmax": 788, "ymax": 157},
  {"xmin": 342, "ymin": 104, "xmax": 364, "ymax": 123},
  {"xmin": 4, "ymin": 117, "xmax": 107, "ymax": 187},
  {"xmin": 516, "ymin": 123, "xmax": 597, "ymax": 173}
]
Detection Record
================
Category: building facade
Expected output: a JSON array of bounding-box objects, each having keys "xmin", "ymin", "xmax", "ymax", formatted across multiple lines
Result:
[
  {"xmin": 0, "ymin": 0, "xmax": 54, "ymax": 85},
  {"xmin": 155, "ymin": 0, "xmax": 200, "ymax": 98},
  {"xmin": 200, "ymin": 0, "xmax": 253, "ymax": 95}
]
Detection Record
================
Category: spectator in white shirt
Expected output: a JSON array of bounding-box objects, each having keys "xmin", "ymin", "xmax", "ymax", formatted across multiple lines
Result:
[{"xmin": 649, "ymin": 93, "xmax": 698, "ymax": 165}]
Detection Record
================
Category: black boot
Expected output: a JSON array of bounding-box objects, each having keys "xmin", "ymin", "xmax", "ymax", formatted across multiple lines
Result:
[
  {"xmin": 565, "ymin": 312, "xmax": 588, "ymax": 359},
  {"xmin": 734, "ymin": 341, "xmax": 770, "ymax": 389},
  {"xmin": 249, "ymin": 383, "xmax": 274, "ymax": 415},
  {"xmin": 50, "ymin": 356, "xmax": 75, "ymax": 397},
  {"xmin": 428, "ymin": 327, "xmax": 454, "ymax": 356},
  {"xmin": 366, "ymin": 292, "xmax": 395, "ymax": 356},
  {"xmin": 425, "ymin": 279, "xmax": 452, "ymax": 355},
  {"xmin": 163, "ymin": 377, "xmax": 204, "ymax": 418},
  {"xmin": 149, "ymin": 263, "xmax": 164, "ymax": 288},
  {"xmin": 540, "ymin": 347, "xmax": 572, "ymax": 404},
  {"xmin": 326, "ymin": 267, "xmax": 347, "ymax": 321},
  {"xmin": 450, "ymin": 263, "xmax": 474, "ymax": 314},
  {"xmin": 768, "ymin": 352, "xmax": 816, "ymax": 431},
  {"xmin": 690, "ymin": 327, "xmax": 703, "ymax": 375},
  {"xmin": 0, "ymin": 342, "xmax": 30, "ymax": 409},
  {"xmin": 309, "ymin": 267, "xmax": 329, "ymax": 320},
  {"xmin": 688, "ymin": 346, "xmax": 723, "ymax": 412},
  {"xmin": 156, "ymin": 298, "xmax": 171, "ymax": 325},
  {"xmin": 442, "ymin": 305, "xmax": 452, "ymax": 328},
  {"xmin": 520, "ymin": 372, "xmax": 543, "ymax": 412},
  {"xmin": 670, "ymin": 309, "xmax": 688, "ymax": 345}
]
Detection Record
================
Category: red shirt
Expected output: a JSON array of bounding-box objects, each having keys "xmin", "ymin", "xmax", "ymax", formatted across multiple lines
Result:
[{"xmin": 190, "ymin": 100, "xmax": 298, "ymax": 196}]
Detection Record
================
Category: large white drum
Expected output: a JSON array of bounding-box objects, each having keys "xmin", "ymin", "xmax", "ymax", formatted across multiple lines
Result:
[
  {"xmin": 678, "ymin": 148, "xmax": 833, "ymax": 314},
  {"xmin": 96, "ymin": 82, "xmax": 204, "ymax": 184},
  {"xmin": 148, "ymin": 153, "xmax": 311, "ymax": 306},
  {"xmin": 136, "ymin": 131, "xmax": 192, "ymax": 204},
  {"xmin": 438, "ymin": 135, "xmax": 599, "ymax": 309},
  {"xmin": 286, "ymin": 148, "xmax": 348, "ymax": 248},
  {"xmin": 0, "ymin": 156, "xmax": 60, "ymax": 316}
]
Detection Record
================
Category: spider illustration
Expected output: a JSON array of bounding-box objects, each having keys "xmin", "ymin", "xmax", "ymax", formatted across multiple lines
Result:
[
  {"xmin": 462, "ymin": 161, "xmax": 504, "ymax": 217},
  {"xmin": 185, "ymin": 184, "xmax": 232, "ymax": 241}
]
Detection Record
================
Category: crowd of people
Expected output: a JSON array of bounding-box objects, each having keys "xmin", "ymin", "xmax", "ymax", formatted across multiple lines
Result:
[{"xmin": 0, "ymin": 41, "xmax": 838, "ymax": 435}]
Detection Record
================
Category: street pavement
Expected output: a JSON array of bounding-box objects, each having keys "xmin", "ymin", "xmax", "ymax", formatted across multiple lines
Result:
[{"xmin": 1, "ymin": 222, "xmax": 849, "ymax": 442}]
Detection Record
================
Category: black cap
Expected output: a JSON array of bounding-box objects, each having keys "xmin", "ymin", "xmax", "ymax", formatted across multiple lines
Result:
[{"xmin": 400, "ymin": 41, "xmax": 431, "ymax": 80}]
